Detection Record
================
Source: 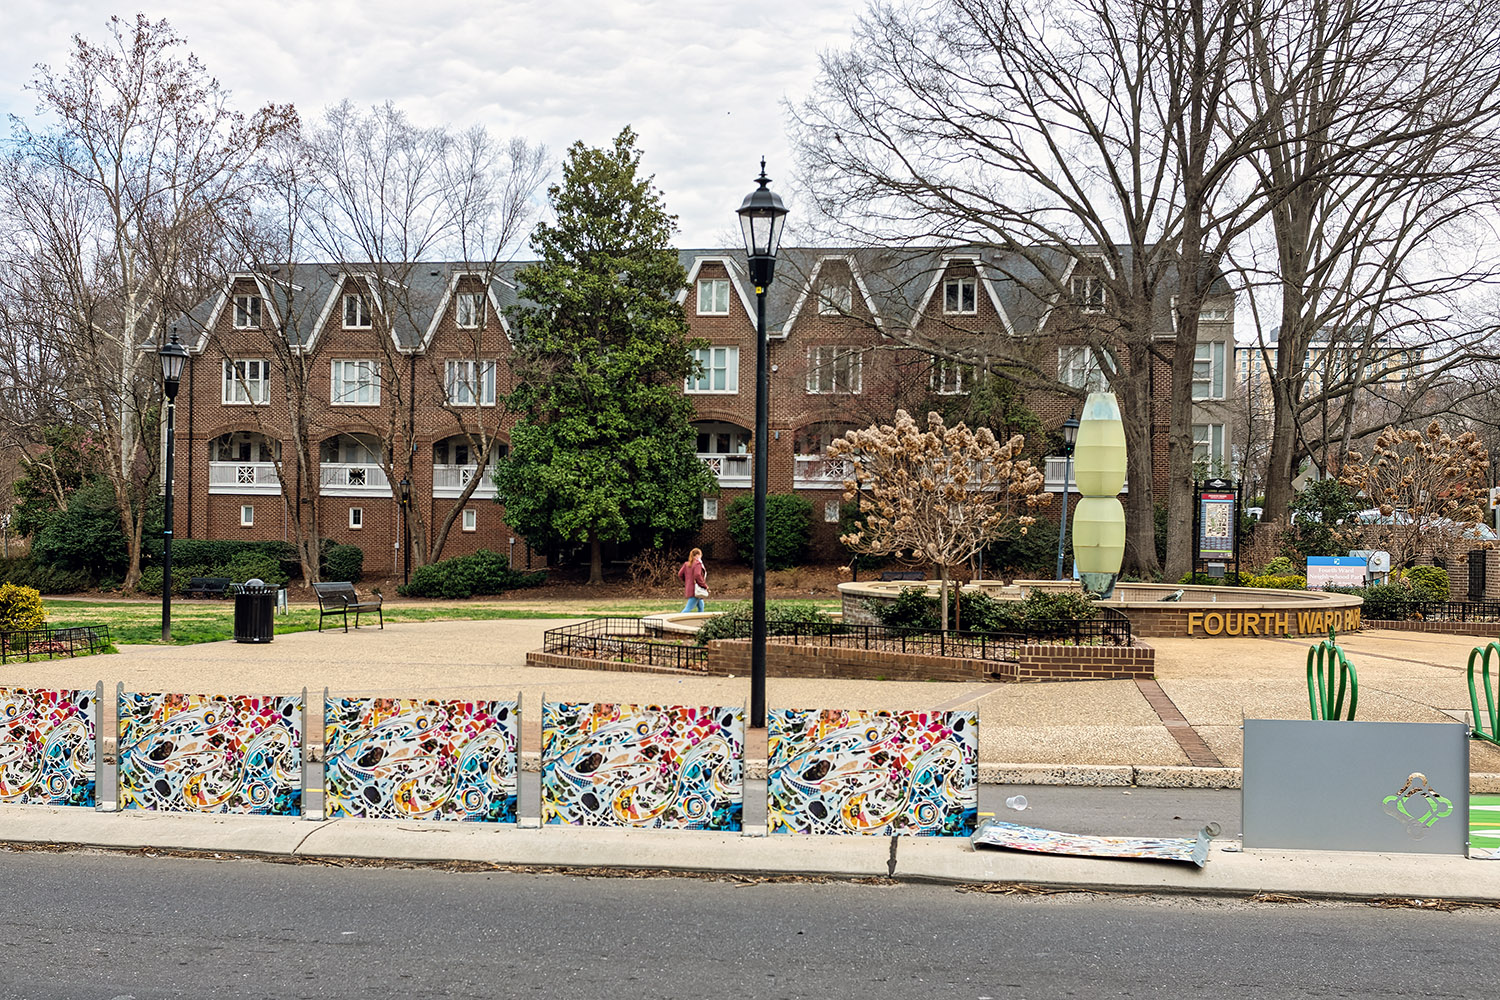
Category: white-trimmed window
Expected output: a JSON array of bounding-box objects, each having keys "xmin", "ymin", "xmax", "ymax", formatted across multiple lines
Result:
[
  {"xmin": 806, "ymin": 346, "xmax": 864, "ymax": 394},
  {"xmin": 703, "ymin": 498, "xmax": 719, "ymax": 521},
  {"xmin": 1200, "ymin": 306, "xmax": 1230, "ymax": 322},
  {"xmin": 824, "ymin": 500, "xmax": 841, "ymax": 523},
  {"xmin": 349, "ymin": 507, "xmax": 363, "ymax": 529},
  {"xmin": 943, "ymin": 277, "xmax": 977, "ymax": 315},
  {"xmin": 697, "ymin": 279, "xmax": 731, "ymax": 316},
  {"xmin": 687, "ymin": 347, "xmax": 739, "ymax": 393},
  {"xmin": 1058, "ymin": 346, "xmax": 1108, "ymax": 391},
  {"xmin": 240, "ymin": 504, "xmax": 254, "ymax": 527},
  {"xmin": 462, "ymin": 508, "xmax": 477, "ymax": 532},
  {"xmin": 233, "ymin": 295, "xmax": 261, "ymax": 329},
  {"xmin": 222, "ymin": 359, "xmax": 270, "ymax": 404},
  {"xmin": 1192, "ymin": 423, "xmax": 1226, "ymax": 467},
  {"xmin": 1070, "ymin": 275, "xmax": 1106, "ymax": 312},
  {"xmin": 931, "ymin": 359, "xmax": 973, "ymax": 396},
  {"xmin": 818, "ymin": 283, "xmax": 853, "ymax": 316},
  {"xmin": 1192, "ymin": 342, "xmax": 1227, "ymax": 400},
  {"xmin": 456, "ymin": 292, "xmax": 485, "ymax": 329},
  {"xmin": 343, "ymin": 292, "xmax": 372, "ymax": 329},
  {"xmin": 445, "ymin": 359, "xmax": 497, "ymax": 406},
  {"xmin": 331, "ymin": 360, "xmax": 381, "ymax": 405}
]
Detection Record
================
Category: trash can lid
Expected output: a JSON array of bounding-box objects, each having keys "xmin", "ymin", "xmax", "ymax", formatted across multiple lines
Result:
[{"xmin": 246, "ymin": 578, "xmax": 264, "ymax": 587}]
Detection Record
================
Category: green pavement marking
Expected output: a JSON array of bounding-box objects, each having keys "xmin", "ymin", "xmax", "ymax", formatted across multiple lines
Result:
[{"xmin": 1470, "ymin": 795, "xmax": 1500, "ymax": 844}]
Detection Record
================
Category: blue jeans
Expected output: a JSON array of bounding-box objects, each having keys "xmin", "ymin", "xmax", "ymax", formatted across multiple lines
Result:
[{"xmin": 682, "ymin": 597, "xmax": 705, "ymax": 613}]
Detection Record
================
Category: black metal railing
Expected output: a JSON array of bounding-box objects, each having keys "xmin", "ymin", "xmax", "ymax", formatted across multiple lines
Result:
[
  {"xmin": 0, "ymin": 625, "xmax": 112, "ymax": 664},
  {"xmin": 1370, "ymin": 600, "xmax": 1500, "ymax": 624},
  {"xmin": 542, "ymin": 618, "xmax": 709, "ymax": 670},
  {"xmin": 694, "ymin": 607, "xmax": 1133, "ymax": 664}
]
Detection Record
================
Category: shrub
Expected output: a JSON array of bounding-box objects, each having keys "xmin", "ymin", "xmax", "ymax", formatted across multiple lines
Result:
[
  {"xmin": 221, "ymin": 552, "xmax": 290, "ymax": 586},
  {"xmin": 1179, "ymin": 570, "xmax": 1256, "ymax": 586},
  {"xmin": 1325, "ymin": 581, "xmax": 1438, "ymax": 621},
  {"xmin": 0, "ymin": 583, "xmax": 45, "ymax": 632},
  {"xmin": 1403, "ymin": 565, "xmax": 1450, "ymax": 601},
  {"xmin": 169, "ymin": 540, "xmax": 300, "ymax": 579},
  {"xmin": 31, "ymin": 477, "xmax": 128, "ymax": 580},
  {"xmin": 397, "ymin": 550, "xmax": 546, "ymax": 598},
  {"xmin": 985, "ymin": 516, "xmax": 1066, "ymax": 579},
  {"xmin": 693, "ymin": 600, "xmax": 833, "ymax": 644},
  {"xmin": 1246, "ymin": 574, "xmax": 1307, "ymax": 590},
  {"xmin": 871, "ymin": 586, "xmax": 1095, "ymax": 634},
  {"xmin": 726, "ymin": 494, "xmax": 813, "ymax": 571},
  {"xmin": 0, "ymin": 557, "xmax": 90, "ymax": 594},
  {"xmin": 322, "ymin": 544, "xmax": 364, "ymax": 584},
  {"xmin": 1261, "ymin": 556, "xmax": 1298, "ymax": 576}
]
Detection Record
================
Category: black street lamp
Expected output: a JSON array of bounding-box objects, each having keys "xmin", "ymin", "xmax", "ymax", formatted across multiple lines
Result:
[
  {"xmin": 399, "ymin": 477, "xmax": 411, "ymax": 585},
  {"xmin": 1055, "ymin": 412, "xmax": 1080, "ymax": 581},
  {"xmin": 736, "ymin": 159, "xmax": 788, "ymax": 731},
  {"xmin": 158, "ymin": 328, "xmax": 189, "ymax": 643}
]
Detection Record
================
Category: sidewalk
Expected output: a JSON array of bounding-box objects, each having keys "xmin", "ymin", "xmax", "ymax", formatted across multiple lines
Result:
[{"xmin": 4, "ymin": 617, "xmax": 1500, "ymax": 900}]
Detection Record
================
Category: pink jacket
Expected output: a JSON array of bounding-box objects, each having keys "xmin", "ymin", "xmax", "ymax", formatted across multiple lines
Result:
[{"xmin": 679, "ymin": 559, "xmax": 706, "ymax": 599}]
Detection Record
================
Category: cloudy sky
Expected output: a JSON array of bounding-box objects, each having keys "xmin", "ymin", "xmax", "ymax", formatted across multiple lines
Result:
[{"xmin": 0, "ymin": 0, "xmax": 867, "ymax": 247}]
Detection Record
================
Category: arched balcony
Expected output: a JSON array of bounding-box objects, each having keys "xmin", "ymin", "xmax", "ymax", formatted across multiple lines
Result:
[
  {"xmin": 694, "ymin": 422, "xmax": 752, "ymax": 488},
  {"xmin": 208, "ymin": 432, "xmax": 281, "ymax": 494},
  {"xmin": 433, "ymin": 435, "xmax": 506, "ymax": 499},
  {"xmin": 319, "ymin": 434, "xmax": 389, "ymax": 496}
]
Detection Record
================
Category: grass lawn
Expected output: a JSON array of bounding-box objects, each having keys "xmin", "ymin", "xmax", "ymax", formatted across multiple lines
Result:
[{"xmin": 43, "ymin": 596, "xmax": 842, "ymax": 646}]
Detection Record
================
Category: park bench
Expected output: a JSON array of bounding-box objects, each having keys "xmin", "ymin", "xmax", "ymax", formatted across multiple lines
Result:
[
  {"xmin": 880, "ymin": 571, "xmax": 926, "ymax": 582},
  {"xmin": 313, "ymin": 582, "xmax": 384, "ymax": 633},
  {"xmin": 186, "ymin": 577, "xmax": 232, "ymax": 599}
]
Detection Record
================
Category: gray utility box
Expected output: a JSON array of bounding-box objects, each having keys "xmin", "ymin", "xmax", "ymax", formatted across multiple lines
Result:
[{"xmin": 1242, "ymin": 719, "xmax": 1468, "ymax": 855}]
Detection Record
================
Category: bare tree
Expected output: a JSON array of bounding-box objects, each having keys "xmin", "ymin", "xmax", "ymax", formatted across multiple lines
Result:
[
  {"xmin": 0, "ymin": 15, "xmax": 294, "ymax": 587},
  {"xmin": 831, "ymin": 409, "xmax": 1049, "ymax": 629}
]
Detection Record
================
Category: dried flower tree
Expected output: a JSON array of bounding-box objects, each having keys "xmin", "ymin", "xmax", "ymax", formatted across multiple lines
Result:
[
  {"xmin": 1340, "ymin": 421, "xmax": 1491, "ymax": 570},
  {"xmin": 831, "ymin": 410, "xmax": 1050, "ymax": 630}
]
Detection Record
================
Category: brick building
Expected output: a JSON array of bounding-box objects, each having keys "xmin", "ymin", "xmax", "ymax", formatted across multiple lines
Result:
[{"xmin": 173, "ymin": 248, "xmax": 1235, "ymax": 575}]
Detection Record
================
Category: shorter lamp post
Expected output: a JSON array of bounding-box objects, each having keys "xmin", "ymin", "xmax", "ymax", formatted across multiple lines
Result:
[
  {"xmin": 399, "ymin": 477, "xmax": 411, "ymax": 585},
  {"xmin": 1055, "ymin": 412, "xmax": 1079, "ymax": 580},
  {"xmin": 158, "ymin": 329, "xmax": 189, "ymax": 643},
  {"xmin": 736, "ymin": 158, "xmax": 788, "ymax": 731}
]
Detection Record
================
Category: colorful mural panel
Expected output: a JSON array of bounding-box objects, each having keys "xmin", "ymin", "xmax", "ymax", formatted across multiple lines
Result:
[
  {"xmin": 324, "ymin": 697, "xmax": 518, "ymax": 822},
  {"xmin": 541, "ymin": 703, "xmax": 743, "ymax": 830},
  {"xmin": 767, "ymin": 709, "xmax": 977, "ymax": 836},
  {"xmin": 119, "ymin": 692, "xmax": 301, "ymax": 815},
  {"xmin": 0, "ymin": 688, "xmax": 96, "ymax": 807}
]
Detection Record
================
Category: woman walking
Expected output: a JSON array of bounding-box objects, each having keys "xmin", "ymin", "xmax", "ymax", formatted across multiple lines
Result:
[{"xmin": 678, "ymin": 548, "xmax": 708, "ymax": 613}]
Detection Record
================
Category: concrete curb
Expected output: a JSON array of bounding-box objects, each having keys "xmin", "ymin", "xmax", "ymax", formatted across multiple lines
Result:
[{"xmin": 3, "ymin": 805, "xmax": 1499, "ymax": 904}]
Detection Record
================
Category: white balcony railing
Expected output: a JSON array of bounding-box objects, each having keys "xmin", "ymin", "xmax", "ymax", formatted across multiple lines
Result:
[
  {"xmin": 208, "ymin": 461, "xmax": 281, "ymax": 495},
  {"xmin": 794, "ymin": 454, "xmax": 853, "ymax": 489},
  {"xmin": 433, "ymin": 464, "xmax": 497, "ymax": 499},
  {"xmin": 1044, "ymin": 455, "xmax": 1128, "ymax": 493},
  {"xmin": 698, "ymin": 453, "xmax": 752, "ymax": 488},
  {"xmin": 319, "ymin": 462, "xmax": 390, "ymax": 496}
]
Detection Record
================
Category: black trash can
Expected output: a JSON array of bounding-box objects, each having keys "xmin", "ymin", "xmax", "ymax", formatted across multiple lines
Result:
[{"xmin": 232, "ymin": 580, "xmax": 277, "ymax": 644}]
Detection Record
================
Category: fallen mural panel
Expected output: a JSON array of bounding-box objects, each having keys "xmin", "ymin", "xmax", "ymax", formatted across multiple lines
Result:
[
  {"xmin": 767, "ymin": 709, "xmax": 977, "ymax": 836},
  {"xmin": 0, "ymin": 687, "xmax": 96, "ymax": 807},
  {"xmin": 541, "ymin": 703, "xmax": 743, "ymax": 830},
  {"xmin": 324, "ymin": 697, "xmax": 518, "ymax": 822},
  {"xmin": 118, "ymin": 691, "xmax": 302, "ymax": 815}
]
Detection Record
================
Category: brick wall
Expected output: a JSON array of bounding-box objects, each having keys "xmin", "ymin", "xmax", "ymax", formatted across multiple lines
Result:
[{"xmin": 527, "ymin": 637, "xmax": 1154, "ymax": 683}]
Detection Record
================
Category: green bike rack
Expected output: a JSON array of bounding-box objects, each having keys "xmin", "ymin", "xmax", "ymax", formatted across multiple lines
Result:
[
  {"xmin": 1307, "ymin": 626, "xmax": 1358, "ymax": 721},
  {"xmin": 1467, "ymin": 642, "xmax": 1500, "ymax": 746}
]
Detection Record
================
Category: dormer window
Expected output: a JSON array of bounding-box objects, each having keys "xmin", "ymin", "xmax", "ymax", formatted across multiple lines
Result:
[
  {"xmin": 456, "ymin": 292, "xmax": 484, "ymax": 329},
  {"xmin": 818, "ymin": 283, "xmax": 853, "ymax": 316},
  {"xmin": 343, "ymin": 292, "xmax": 372, "ymax": 329},
  {"xmin": 1070, "ymin": 275, "xmax": 1106, "ymax": 312},
  {"xmin": 697, "ymin": 279, "xmax": 730, "ymax": 316},
  {"xmin": 233, "ymin": 295, "xmax": 261, "ymax": 329},
  {"xmin": 943, "ymin": 277, "xmax": 977, "ymax": 315}
]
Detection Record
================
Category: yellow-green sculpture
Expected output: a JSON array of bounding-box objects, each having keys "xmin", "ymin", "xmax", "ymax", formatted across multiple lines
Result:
[{"xmin": 1072, "ymin": 392, "xmax": 1126, "ymax": 599}]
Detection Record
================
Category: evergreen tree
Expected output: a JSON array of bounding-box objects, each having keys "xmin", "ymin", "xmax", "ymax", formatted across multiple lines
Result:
[{"xmin": 496, "ymin": 128, "xmax": 714, "ymax": 584}]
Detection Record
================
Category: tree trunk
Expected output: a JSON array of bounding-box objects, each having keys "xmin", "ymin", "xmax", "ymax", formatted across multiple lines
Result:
[
  {"xmin": 939, "ymin": 562, "xmax": 950, "ymax": 634},
  {"xmin": 589, "ymin": 532, "xmax": 604, "ymax": 586},
  {"xmin": 1116, "ymin": 340, "xmax": 1161, "ymax": 578}
]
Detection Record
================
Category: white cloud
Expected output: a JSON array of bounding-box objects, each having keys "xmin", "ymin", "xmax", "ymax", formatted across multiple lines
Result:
[{"xmin": 0, "ymin": 0, "xmax": 863, "ymax": 245}]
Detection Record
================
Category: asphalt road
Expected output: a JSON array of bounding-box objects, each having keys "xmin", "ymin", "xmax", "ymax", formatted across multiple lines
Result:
[{"xmin": 0, "ymin": 849, "xmax": 1487, "ymax": 1000}]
